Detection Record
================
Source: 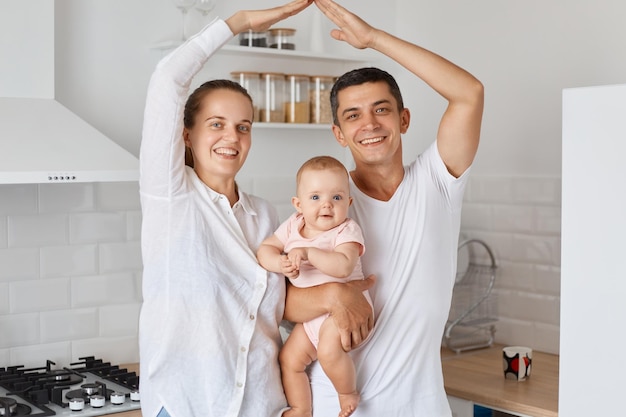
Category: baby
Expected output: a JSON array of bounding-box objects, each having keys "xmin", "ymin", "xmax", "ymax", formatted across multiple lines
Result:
[{"xmin": 258, "ymin": 155, "xmax": 373, "ymax": 417}]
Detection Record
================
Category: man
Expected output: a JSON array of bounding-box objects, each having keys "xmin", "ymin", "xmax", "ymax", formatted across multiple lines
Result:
[{"xmin": 284, "ymin": 0, "xmax": 484, "ymax": 415}]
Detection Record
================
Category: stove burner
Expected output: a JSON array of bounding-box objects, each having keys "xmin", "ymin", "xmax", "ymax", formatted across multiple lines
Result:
[
  {"xmin": 38, "ymin": 372, "xmax": 83, "ymax": 387},
  {"xmin": 0, "ymin": 397, "xmax": 32, "ymax": 417},
  {"xmin": 65, "ymin": 383, "xmax": 112, "ymax": 402}
]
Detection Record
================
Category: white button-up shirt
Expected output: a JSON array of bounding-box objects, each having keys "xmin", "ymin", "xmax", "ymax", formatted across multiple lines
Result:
[{"xmin": 138, "ymin": 18, "xmax": 287, "ymax": 417}]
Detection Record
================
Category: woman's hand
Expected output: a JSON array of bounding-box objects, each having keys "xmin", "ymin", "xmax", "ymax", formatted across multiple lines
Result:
[{"xmin": 226, "ymin": 0, "xmax": 313, "ymax": 36}]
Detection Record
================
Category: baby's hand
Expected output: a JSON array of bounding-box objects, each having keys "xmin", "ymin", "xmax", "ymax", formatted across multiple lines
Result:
[
  {"xmin": 280, "ymin": 254, "xmax": 299, "ymax": 279},
  {"xmin": 287, "ymin": 247, "xmax": 308, "ymax": 268}
]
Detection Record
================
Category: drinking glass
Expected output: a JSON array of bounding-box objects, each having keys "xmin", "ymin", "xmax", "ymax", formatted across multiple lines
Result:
[
  {"xmin": 172, "ymin": 0, "xmax": 198, "ymax": 41},
  {"xmin": 195, "ymin": 0, "xmax": 216, "ymax": 18}
]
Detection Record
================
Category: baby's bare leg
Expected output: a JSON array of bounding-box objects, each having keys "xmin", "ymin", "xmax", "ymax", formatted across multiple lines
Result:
[
  {"xmin": 280, "ymin": 323, "xmax": 318, "ymax": 417},
  {"xmin": 317, "ymin": 318, "xmax": 360, "ymax": 417}
]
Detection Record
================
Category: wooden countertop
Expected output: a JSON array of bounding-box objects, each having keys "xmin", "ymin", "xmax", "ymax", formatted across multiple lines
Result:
[{"xmin": 442, "ymin": 344, "xmax": 559, "ymax": 417}]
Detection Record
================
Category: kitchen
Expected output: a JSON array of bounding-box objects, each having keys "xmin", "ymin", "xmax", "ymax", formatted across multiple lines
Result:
[{"xmin": 1, "ymin": 0, "xmax": 625, "ymax": 415}]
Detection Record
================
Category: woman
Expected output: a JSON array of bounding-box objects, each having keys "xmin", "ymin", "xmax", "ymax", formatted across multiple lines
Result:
[{"xmin": 138, "ymin": 2, "xmax": 313, "ymax": 416}]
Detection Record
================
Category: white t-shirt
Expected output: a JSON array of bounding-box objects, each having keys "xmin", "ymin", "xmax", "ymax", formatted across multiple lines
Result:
[
  {"xmin": 310, "ymin": 142, "xmax": 470, "ymax": 416},
  {"xmin": 139, "ymin": 18, "xmax": 287, "ymax": 417}
]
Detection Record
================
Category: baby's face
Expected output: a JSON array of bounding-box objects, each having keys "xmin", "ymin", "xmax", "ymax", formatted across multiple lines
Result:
[{"xmin": 294, "ymin": 167, "xmax": 352, "ymax": 235}]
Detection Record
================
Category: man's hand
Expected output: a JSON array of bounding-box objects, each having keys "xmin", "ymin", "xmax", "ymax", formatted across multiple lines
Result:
[{"xmin": 329, "ymin": 274, "xmax": 376, "ymax": 351}]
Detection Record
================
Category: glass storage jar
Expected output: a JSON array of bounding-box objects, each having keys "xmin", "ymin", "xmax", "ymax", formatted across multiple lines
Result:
[
  {"xmin": 259, "ymin": 72, "xmax": 286, "ymax": 123},
  {"xmin": 239, "ymin": 30, "xmax": 267, "ymax": 47},
  {"xmin": 310, "ymin": 75, "xmax": 335, "ymax": 124},
  {"xmin": 268, "ymin": 28, "xmax": 296, "ymax": 50},
  {"xmin": 230, "ymin": 71, "xmax": 261, "ymax": 122},
  {"xmin": 285, "ymin": 74, "xmax": 310, "ymax": 123}
]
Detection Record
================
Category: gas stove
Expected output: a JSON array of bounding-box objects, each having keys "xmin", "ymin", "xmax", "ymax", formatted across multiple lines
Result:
[{"xmin": 0, "ymin": 357, "xmax": 140, "ymax": 416}]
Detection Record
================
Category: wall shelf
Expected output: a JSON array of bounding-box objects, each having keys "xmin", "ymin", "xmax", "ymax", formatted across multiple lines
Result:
[{"xmin": 151, "ymin": 41, "xmax": 372, "ymax": 64}]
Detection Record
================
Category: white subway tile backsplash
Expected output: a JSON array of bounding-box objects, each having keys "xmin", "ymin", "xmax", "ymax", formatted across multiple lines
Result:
[
  {"xmin": 492, "ymin": 205, "xmax": 534, "ymax": 233},
  {"xmin": 10, "ymin": 278, "xmax": 70, "ymax": 313},
  {"xmin": 0, "ymin": 247, "xmax": 39, "ymax": 281},
  {"xmin": 72, "ymin": 336, "xmax": 139, "ymax": 365},
  {"xmin": 534, "ymin": 265, "xmax": 561, "ymax": 295},
  {"xmin": 493, "ymin": 317, "xmax": 535, "ymax": 347},
  {"xmin": 99, "ymin": 303, "xmax": 141, "ymax": 337},
  {"xmin": 70, "ymin": 212, "xmax": 127, "ymax": 243},
  {"xmin": 0, "ymin": 283, "xmax": 8, "ymax": 314},
  {"xmin": 0, "ymin": 350, "xmax": 9, "ymax": 365},
  {"xmin": 0, "ymin": 313, "xmax": 39, "ymax": 348},
  {"xmin": 126, "ymin": 210, "xmax": 142, "ymax": 240},
  {"xmin": 510, "ymin": 234, "xmax": 560, "ymax": 265},
  {"xmin": 460, "ymin": 175, "xmax": 561, "ymax": 353},
  {"xmin": 533, "ymin": 206, "xmax": 562, "ymax": 235},
  {"xmin": 494, "ymin": 261, "xmax": 534, "ymax": 291},
  {"xmin": 0, "ymin": 216, "xmax": 6, "ymax": 249},
  {"xmin": 460, "ymin": 203, "xmax": 493, "ymax": 231},
  {"xmin": 39, "ymin": 183, "xmax": 95, "ymax": 213},
  {"xmin": 8, "ymin": 213, "xmax": 68, "ymax": 247},
  {"xmin": 0, "ymin": 172, "xmax": 564, "ymax": 362},
  {"xmin": 9, "ymin": 341, "xmax": 72, "ymax": 368},
  {"xmin": 95, "ymin": 182, "xmax": 140, "ymax": 210},
  {"xmin": 512, "ymin": 177, "xmax": 561, "ymax": 205},
  {"xmin": 466, "ymin": 176, "xmax": 514, "ymax": 203},
  {"xmin": 99, "ymin": 241, "xmax": 142, "ymax": 273},
  {"xmin": 72, "ymin": 273, "xmax": 141, "ymax": 308},
  {"xmin": 40, "ymin": 308, "xmax": 98, "ymax": 343},
  {"xmin": 40, "ymin": 244, "xmax": 98, "ymax": 279},
  {"xmin": 0, "ymin": 185, "xmax": 38, "ymax": 215},
  {"xmin": 534, "ymin": 323, "xmax": 560, "ymax": 354}
]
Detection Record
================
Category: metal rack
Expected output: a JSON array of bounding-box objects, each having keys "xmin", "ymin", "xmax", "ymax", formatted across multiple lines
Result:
[{"xmin": 444, "ymin": 239, "xmax": 498, "ymax": 353}]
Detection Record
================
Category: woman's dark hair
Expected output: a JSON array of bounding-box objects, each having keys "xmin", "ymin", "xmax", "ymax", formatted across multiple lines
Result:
[
  {"xmin": 330, "ymin": 67, "xmax": 404, "ymax": 125},
  {"xmin": 183, "ymin": 79, "xmax": 253, "ymax": 167}
]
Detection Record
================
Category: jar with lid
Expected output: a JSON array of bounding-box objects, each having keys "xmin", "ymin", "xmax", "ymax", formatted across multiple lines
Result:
[
  {"xmin": 230, "ymin": 71, "xmax": 261, "ymax": 122},
  {"xmin": 268, "ymin": 28, "xmax": 296, "ymax": 50},
  {"xmin": 259, "ymin": 72, "xmax": 286, "ymax": 123},
  {"xmin": 310, "ymin": 76, "xmax": 335, "ymax": 124},
  {"xmin": 285, "ymin": 74, "xmax": 310, "ymax": 123},
  {"xmin": 239, "ymin": 30, "xmax": 267, "ymax": 47}
]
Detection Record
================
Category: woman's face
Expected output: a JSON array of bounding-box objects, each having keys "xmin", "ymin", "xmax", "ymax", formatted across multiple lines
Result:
[{"xmin": 184, "ymin": 88, "xmax": 254, "ymax": 183}]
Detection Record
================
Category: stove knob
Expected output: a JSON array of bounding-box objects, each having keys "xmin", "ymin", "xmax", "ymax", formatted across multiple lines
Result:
[
  {"xmin": 69, "ymin": 397, "xmax": 85, "ymax": 411},
  {"xmin": 90, "ymin": 395, "xmax": 105, "ymax": 408},
  {"xmin": 130, "ymin": 390, "xmax": 141, "ymax": 402},
  {"xmin": 110, "ymin": 392, "xmax": 126, "ymax": 405}
]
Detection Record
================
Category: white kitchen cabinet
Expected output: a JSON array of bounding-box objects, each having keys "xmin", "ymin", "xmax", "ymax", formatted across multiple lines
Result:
[
  {"xmin": 448, "ymin": 395, "xmax": 474, "ymax": 417},
  {"xmin": 561, "ymin": 83, "xmax": 626, "ymax": 415}
]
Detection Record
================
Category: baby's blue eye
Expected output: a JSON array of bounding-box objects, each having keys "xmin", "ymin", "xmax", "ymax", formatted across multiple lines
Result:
[
  {"xmin": 311, "ymin": 195, "xmax": 319, "ymax": 200},
  {"xmin": 333, "ymin": 195, "xmax": 342, "ymax": 201}
]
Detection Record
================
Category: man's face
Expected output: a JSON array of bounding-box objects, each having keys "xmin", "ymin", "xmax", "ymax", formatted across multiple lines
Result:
[{"xmin": 332, "ymin": 81, "xmax": 410, "ymax": 167}]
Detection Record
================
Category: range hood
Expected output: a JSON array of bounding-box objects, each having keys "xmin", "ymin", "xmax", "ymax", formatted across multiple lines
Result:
[{"xmin": 0, "ymin": 1, "xmax": 139, "ymax": 185}]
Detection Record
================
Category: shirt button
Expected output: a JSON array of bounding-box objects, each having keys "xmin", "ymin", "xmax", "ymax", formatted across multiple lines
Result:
[
  {"xmin": 240, "ymin": 346, "xmax": 247, "ymax": 352},
  {"xmin": 249, "ymin": 314, "xmax": 255, "ymax": 320},
  {"xmin": 237, "ymin": 382, "xmax": 243, "ymax": 388}
]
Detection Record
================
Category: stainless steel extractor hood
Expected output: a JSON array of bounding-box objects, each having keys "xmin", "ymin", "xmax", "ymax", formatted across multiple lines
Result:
[{"xmin": 0, "ymin": 0, "xmax": 139, "ymax": 185}]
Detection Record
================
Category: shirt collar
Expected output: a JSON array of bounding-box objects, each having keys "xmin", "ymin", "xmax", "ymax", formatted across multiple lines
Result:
[{"xmin": 203, "ymin": 180, "xmax": 257, "ymax": 216}]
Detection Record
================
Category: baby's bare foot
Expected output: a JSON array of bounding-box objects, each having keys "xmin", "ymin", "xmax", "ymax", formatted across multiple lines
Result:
[{"xmin": 337, "ymin": 391, "xmax": 360, "ymax": 417}]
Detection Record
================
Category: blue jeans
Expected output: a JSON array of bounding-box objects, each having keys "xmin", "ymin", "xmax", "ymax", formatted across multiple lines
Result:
[{"xmin": 157, "ymin": 407, "xmax": 171, "ymax": 417}]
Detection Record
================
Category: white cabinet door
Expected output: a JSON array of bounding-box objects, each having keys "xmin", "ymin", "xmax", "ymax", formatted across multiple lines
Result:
[{"xmin": 448, "ymin": 396, "xmax": 474, "ymax": 417}]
